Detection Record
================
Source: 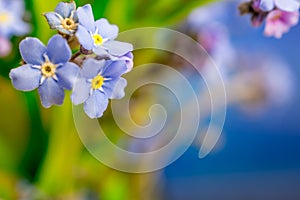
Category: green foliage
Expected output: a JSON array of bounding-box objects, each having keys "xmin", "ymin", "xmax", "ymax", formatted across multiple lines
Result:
[
  {"xmin": 0, "ymin": 0, "xmax": 218, "ymax": 199},
  {"xmin": 101, "ymin": 0, "xmax": 216, "ymax": 29}
]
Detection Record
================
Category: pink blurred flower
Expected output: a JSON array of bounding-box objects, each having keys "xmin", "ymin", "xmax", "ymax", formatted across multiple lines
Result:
[
  {"xmin": 264, "ymin": 10, "xmax": 299, "ymax": 38},
  {"xmin": 0, "ymin": 36, "xmax": 11, "ymax": 57}
]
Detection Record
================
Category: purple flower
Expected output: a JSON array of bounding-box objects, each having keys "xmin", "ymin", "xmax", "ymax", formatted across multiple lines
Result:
[
  {"xmin": 0, "ymin": 36, "xmax": 11, "ymax": 57},
  {"xmin": 75, "ymin": 4, "xmax": 133, "ymax": 57},
  {"xmin": 117, "ymin": 52, "xmax": 134, "ymax": 73},
  {"xmin": 264, "ymin": 10, "xmax": 299, "ymax": 38},
  {"xmin": 259, "ymin": 0, "xmax": 300, "ymax": 12},
  {"xmin": 251, "ymin": 12, "xmax": 267, "ymax": 27},
  {"xmin": 252, "ymin": 0, "xmax": 262, "ymax": 11},
  {"xmin": 9, "ymin": 34, "xmax": 80, "ymax": 108},
  {"xmin": 44, "ymin": 1, "xmax": 78, "ymax": 35},
  {"xmin": 0, "ymin": 0, "xmax": 30, "ymax": 38},
  {"xmin": 71, "ymin": 58, "xmax": 127, "ymax": 118}
]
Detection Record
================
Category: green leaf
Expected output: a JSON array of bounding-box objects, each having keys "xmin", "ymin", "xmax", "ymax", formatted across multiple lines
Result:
[
  {"xmin": 36, "ymin": 93, "xmax": 83, "ymax": 195},
  {"xmin": 102, "ymin": 173, "xmax": 129, "ymax": 200},
  {"xmin": 0, "ymin": 77, "xmax": 30, "ymax": 172},
  {"xmin": 91, "ymin": 0, "xmax": 110, "ymax": 19},
  {"xmin": 0, "ymin": 170, "xmax": 17, "ymax": 200},
  {"xmin": 101, "ymin": 0, "xmax": 218, "ymax": 29},
  {"xmin": 31, "ymin": 0, "xmax": 61, "ymax": 42}
]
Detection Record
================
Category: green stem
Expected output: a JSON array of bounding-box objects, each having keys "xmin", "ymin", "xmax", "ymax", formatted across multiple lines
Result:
[{"xmin": 36, "ymin": 94, "xmax": 82, "ymax": 196}]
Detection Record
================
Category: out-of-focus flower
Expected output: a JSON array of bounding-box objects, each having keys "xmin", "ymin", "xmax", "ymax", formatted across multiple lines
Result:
[
  {"xmin": 252, "ymin": 12, "xmax": 268, "ymax": 26},
  {"xmin": 197, "ymin": 23, "xmax": 225, "ymax": 54},
  {"xmin": 239, "ymin": 0, "xmax": 300, "ymax": 38},
  {"xmin": 9, "ymin": 35, "xmax": 80, "ymax": 108},
  {"xmin": 0, "ymin": 36, "xmax": 11, "ymax": 56},
  {"xmin": 0, "ymin": 0, "xmax": 30, "ymax": 38},
  {"xmin": 76, "ymin": 4, "xmax": 133, "ymax": 57},
  {"xmin": 197, "ymin": 22, "xmax": 234, "ymax": 68},
  {"xmin": 262, "ymin": 59, "xmax": 294, "ymax": 106},
  {"xmin": 187, "ymin": 3, "xmax": 235, "ymax": 75},
  {"xmin": 259, "ymin": 0, "xmax": 299, "ymax": 12},
  {"xmin": 44, "ymin": 1, "xmax": 78, "ymax": 35},
  {"xmin": 239, "ymin": 0, "xmax": 268, "ymax": 27},
  {"xmin": 264, "ymin": 10, "xmax": 299, "ymax": 38},
  {"xmin": 188, "ymin": 3, "xmax": 226, "ymax": 28},
  {"xmin": 230, "ymin": 55, "xmax": 294, "ymax": 112},
  {"xmin": 71, "ymin": 58, "xmax": 128, "ymax": 118}
]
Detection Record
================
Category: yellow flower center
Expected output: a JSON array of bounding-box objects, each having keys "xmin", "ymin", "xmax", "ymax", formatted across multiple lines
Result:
[
  {"xmin": 93, "ymin": 34, "xmax": 103, "ymax": 46},
  {"xmin": 41, "ymin": 62, "xmax": 56, "ymax": 78},
  {"xmin": 91, "ymin": 75, "xmax": 104, "ymax": 89},
  {"xmin": 0, "ymin": 12, "xmax": 11, "ymax": 23},
  {"xmin": 271, "ymin": 12, "xmax": 282, "ymax": 21},
  {"xmin": 61, "ymin": 18, "xmax": 77, "ymax": 31}
]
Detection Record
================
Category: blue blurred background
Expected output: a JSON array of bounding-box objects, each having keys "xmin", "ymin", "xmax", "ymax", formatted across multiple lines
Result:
[
  {"xmin": 1, "ymin": 0, "xmax": 300, "ymax": 199},
  {"xmin": 165, "ymin": 3, "xmax": 300, "ymax": 200}
]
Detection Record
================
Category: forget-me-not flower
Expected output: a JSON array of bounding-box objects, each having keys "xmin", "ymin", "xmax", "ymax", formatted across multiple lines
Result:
[
  {"xmin": 9, "ymin": 34, "xmax": 80, "ymax": 108},
  {"xmin": 75, "ymin": 4, "xmax": 133, "ymax": 57},
  {"xmin": 44, "ymin": 1, "xmax": 78, "ymax": 35},
  {"xmin": 71, "ymin": 58, "xmax": 127, "ymax": 118},
  {"xmin": 0, "ymin": 0, "xmax": 30, "ymax": 38},
  {"xmin": 264, "ymin": 10, "xmax": 299, "ymax": 38},
  {"xmin": 118, "ymin": 52, "xmax": 134, "ymax": 73},
  {"xmin": 259, "ymin": 0, "xmax": 300, "ymax": 12}
]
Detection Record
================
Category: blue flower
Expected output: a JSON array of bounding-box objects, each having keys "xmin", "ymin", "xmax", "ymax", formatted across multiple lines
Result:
[
  {"xmin": 118, "ymin": 52, "xmax": 134, "ymax": 73},
  {"xmin": 0, "ymin": 0, "xmax": 30, "ymax": 38},
  {"xmin": 75, "ymin": 4, "xmax": 133, "ymax": 57},
  {"xmin": 44, "ymin": 1, "xmax": 78, "ymax": 35},
  {"xmin": 9, "ymin": 34, "xmax": 80, "ymax": 108},
  {"xmin": 71, "ymin": 58, "xmax": 128, "ymax": 118},
  {"xmin": 259, "ymin": 0, "xmax": 300, "ymax": 12}
]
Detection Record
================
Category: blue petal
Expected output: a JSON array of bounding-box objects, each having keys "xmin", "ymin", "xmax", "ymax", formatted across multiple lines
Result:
[
  {"xmin": 8, "ymin": 0, "xmax": 25, "ymax": 17},
  {"xmin": 103, "ymin": 40, "xmax": 133, "ymax": 56},
  {"xmin": 76, "ymin": 25, "xmax": 94, "ymax": 50},
  {"xmin": 0, "ymin": 25, "xmax": 11, "ymax": 38},
  {"xmin": 56, "ymin": 62, "xmax": 80, "ymax": 90},
  {"xmin": 38, "ymin": 78, "xmax": 65, "ymax": 108},
  {"xmin": 80, "ymin": 58, "xmax": 105, "ymax": 79},
  {"xmin": 259, "ymin": 0, "xmax": 275, "ymax": 11},
  {"xmin": 47, "ymin": 34, "xmax": 71, "ymax": 64},
  {"xmin": 73, "ymin": 11, "xmax": 79, "ymax": 22},
  {"xmin": 9, "ymin": 64, "xmax": 41, "ymax": 91},
  {"xmin": 19, "ymin": 37, "xmax": 46, "ymax": 65},
  {"xmin": 110, "ymin": 77, "xmax": 127, "ymax": 99},
  {"xmin": 275, "ymin": 0, "xmax": 299, "ymax": 12},
  {"xmin": 102, "ymin": 78, "xmax": 119, "ymax": 97},
  {"xmin": 44, "ymin": 12, "xmax": 62, "ymax": 28},
  {"xmin": 84, "ymin": 90, "xmax": 109, "ymax": 119},
  {"xmin": 95, "ymin": 18, "xmax": 118, "ymax": 39},
  {"xmin": 55, "ymin": 1, "xmax": 76, "ymax": 18},
  {"xmin": 11, "ymin": 20, "xmax": 30, "ymax": 36},
  {"xmin": 117, "ymin": 52, "xmax": 134, "ymax": 73},
  {"xmin": 71, "ymin": 78, "xmax": 91, "ymax": 105},
  {"xmin": 123, "ymin": 52, "xmax": 134, "ymax": 59},
  {"xmin": 102, "ymin": 60, "xmax": 127, "ymax": 78},
  {"xmin": 93, "ymin": 46, "xmax": 111, "ymax": 57},
  {"xmin": 77, "ymin": 4, "xmax": 95, "ymax": 32}
]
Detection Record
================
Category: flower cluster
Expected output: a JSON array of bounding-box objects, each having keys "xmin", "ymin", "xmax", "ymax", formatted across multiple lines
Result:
[
  {"xmin": 9, "ymin": 1, "xmax": 133, "ymax": 119},
  {"xmin": 0, "ymin": 0, "xmax": 30, "ymax": 57},
  {"xmin": 239, "ymin": 0, "xmax": 300, "ymax": 38},
  {"xmin": 188, "ymin": 3, "xmax": 235, "ymax": 71}
]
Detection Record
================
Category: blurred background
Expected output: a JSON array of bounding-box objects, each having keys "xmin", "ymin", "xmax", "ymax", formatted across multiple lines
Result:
[{"xmin": 0, "ymin": 0, "xmax": 300, "ymax": 199}]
